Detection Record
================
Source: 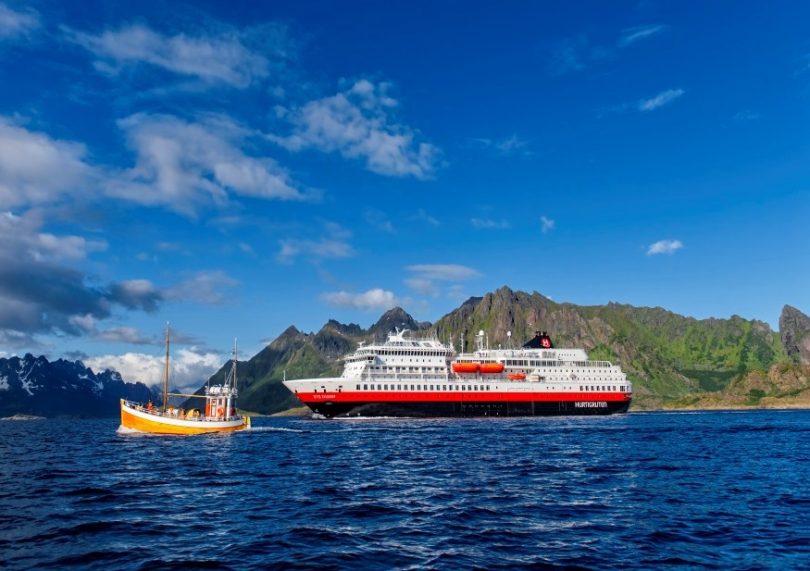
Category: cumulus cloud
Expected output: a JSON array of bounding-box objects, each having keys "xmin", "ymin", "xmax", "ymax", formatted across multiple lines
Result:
[
  {"xmin": 0, "ymin": 212, "xmax": 237, "ymax": 342},
  {"xmin": 271, "ymin": 79, "xmax": 440, "ymax": 179},
  {"xmin": 0, "ymin": 118, "xmax": 95, "ymax": 209},
  {"xmin": 85, "ymin": 348, "xmax": 223, "ymax": 393},
  {"xmin": 638, "ymin": 89, "xmax": 685, "ymax": 112},
  {"xmin": 0, "ymin": 261, "xmax": 161, "ymax": 337},
  {"xmin": 1, "ymin": 211, "xmax": 106, "ymax": 261},
  {"xmin": 618, "ymin": 25, "xmax": 666, "ymax": 47},
  {"xmin": 0, "ymin": 3, "xmax": 40, "ymax": 40},
  {"xmin": 65, "ymin": 22, "xmax": 293, "ymax": 88},
  {"xmin": 540, "ymin": 216, "xmax": 555, "ymax": 233},
  {"xmin": 321, "ymin": 288, "xmax": 399, "ymax": 311},
  {"xmin": 0, "ymin": 211, "xmax": 166, "ymax": 340},
  {"xmin": 111, "ymin": 113, "xmax": 308, "ymax": 216},
  {"xmin": 647, "ymin": 239, "xmax": 684, "ymax": 255}
]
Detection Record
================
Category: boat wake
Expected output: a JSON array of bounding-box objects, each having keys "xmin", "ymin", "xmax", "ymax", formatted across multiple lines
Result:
[
  {"xmin": 247, "ymin": 426, "xmax": 306, "ymax": 433},
  {"xmin": 116, "ymin": 425, "xmax": 144, "ymax": 435}
]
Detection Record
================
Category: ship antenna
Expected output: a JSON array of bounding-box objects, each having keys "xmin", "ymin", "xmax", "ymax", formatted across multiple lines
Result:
[{"xmin": 162, "ymin": 322, "xmax": 170, "ymax": 412}]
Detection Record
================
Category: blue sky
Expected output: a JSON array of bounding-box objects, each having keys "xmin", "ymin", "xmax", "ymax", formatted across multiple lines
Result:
[{"xmin": 1, "ymin": 1, "xmax": 808, "ymax": 389}]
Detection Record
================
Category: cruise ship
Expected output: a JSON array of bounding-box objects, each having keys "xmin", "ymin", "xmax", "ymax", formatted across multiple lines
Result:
[{"xmin": 282, "ymin": 329, "xmax": 632, "ymax": 417}]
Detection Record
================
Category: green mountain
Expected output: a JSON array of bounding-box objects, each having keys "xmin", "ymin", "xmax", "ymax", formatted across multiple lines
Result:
[{"xmin": 199, "ymin": 287, "xmax": 810, "ymax": 414}]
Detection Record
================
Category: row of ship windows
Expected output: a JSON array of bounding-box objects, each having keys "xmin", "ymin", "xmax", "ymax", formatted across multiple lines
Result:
[
  {"xmin": 361, "ymin": 350, "xmax": 449, "ymax": 357},
  {"xmin": 357, "ymin": 384, "xmax": 492, "ymax": 392},
  {"xmin": 580, "ymin": 386, "xmax": 628, "ymax": 391}
]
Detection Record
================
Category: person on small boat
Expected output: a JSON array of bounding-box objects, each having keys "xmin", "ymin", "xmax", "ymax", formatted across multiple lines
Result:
[{"xmin": 147, "ymin": 401, "xmax": 154, "ymax": 412}]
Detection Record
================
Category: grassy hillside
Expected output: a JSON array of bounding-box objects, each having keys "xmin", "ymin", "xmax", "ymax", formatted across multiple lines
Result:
[{"xmin": 194, "ymin": 288, "xmax": 809, "ymax": 413}]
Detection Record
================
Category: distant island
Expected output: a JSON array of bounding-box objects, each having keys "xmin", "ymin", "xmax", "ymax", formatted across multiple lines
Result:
[{"xmin": 2, "ymin": 286, "xmax": 809, "ymax": 417}]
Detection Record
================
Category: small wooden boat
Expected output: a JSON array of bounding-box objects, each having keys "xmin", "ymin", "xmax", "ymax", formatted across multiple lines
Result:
[{"xmin": 119, "ymin": 326, "xmax": 250, "ymax": 435}]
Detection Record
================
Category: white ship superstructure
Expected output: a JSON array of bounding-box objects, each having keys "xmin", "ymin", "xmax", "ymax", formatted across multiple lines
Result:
[{"xmin": 283, "ymin": 329, "xmax": 632, "ymax": 417}]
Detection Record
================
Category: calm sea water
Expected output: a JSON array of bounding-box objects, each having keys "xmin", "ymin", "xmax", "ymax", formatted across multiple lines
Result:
[{"xmin": 1, "ymin": 410, "xmax": 808, "ymax": 570}]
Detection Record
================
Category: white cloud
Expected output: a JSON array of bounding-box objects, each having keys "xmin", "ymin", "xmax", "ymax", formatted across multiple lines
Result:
[
  {"xmin": 271, "ymin": 79, "xmax": 440, "ymax": 179},
  {"xmin": 111, "ymin": 113, "xmax": 307, "ymax": 216},
  {"xmin": 0, "ymin": 118, "xmax": 94, "ymax": 209},
  {"xmin": 0, "ymin": 3, "xmax": 40, "ymax": 40},
  {"xmin": 86, "ymin": 348, "xmax": 222, "ymax": 393},
  {"xmin": 404, "ymin": 264, "xmax": 480, "ymax": 299},
  {"xmin": 96, "ymin": 326, "xmax": 154, "ymax": 345},
  {"xmin": 277, "ymin": 223, "xmax": 353, "ymax": 264},
  {"xmin": 0, "ymin": 211, "xmax": 107, "ymax": 261},
  {"xmin": 647, "ymin": 239, "xmax": 683, "ymax": 255},
  {"xmin": 65, "ymin": 23, "xmax": 283, "ymax": 88},
  {"xmin": 619, "ymin": 25, "xmax": 665, "ymax": 48},
  {"xmin": 638, "ymin": 89, "xmax": 685, "ymax": 112},
  {"xmin": 540, "ymin": 216, "xmax": 556, "ymax": 233},
  {"xmin": 471, "ymin": 218, "xmax": 511, "ymax": 230},
  {"xmin": 164, "ymin": 271, "xmax": 239, "ymax": 304},
  {"xmin": 406, "ymin": 264, "xmax": 480, "ymax": 281},
  {"xmin": 321, "ymin": 288, "xmax": 399, "ymax": 311}
]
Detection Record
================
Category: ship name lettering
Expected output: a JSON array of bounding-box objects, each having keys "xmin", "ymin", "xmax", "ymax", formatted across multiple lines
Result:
[{"xmin": 574, "ymin": 401, "xmax": 607, "ymax": 408}]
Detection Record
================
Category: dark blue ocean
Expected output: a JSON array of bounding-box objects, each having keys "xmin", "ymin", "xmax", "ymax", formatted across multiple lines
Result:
[{"xmin": 1, "ymin": 410, "xmax": 809, "ymax": 570}]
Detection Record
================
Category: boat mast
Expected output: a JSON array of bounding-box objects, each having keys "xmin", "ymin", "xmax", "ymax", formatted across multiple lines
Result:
[
  {"xmin": 162, "ymin": 323, "xmax": 170, "ymax": 412},
  {"xmin": 232, "ymin": 338, "xmax": 237, "ymax": 391}
]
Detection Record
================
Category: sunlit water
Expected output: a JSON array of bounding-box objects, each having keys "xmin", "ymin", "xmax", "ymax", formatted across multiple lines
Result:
[{"xmin": 1, "ymin": 410, "xmax": 808, "ymax": 569}]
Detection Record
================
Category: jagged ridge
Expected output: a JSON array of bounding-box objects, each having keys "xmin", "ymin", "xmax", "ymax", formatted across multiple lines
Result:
[{"xmin": 0, "ymin": 354, "xmax": 155, "ymax": 417}]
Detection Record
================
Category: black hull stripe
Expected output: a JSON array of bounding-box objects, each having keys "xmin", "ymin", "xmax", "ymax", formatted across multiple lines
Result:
[{"xmin": 304, "ymin": 400, "xmax": 630, "ymax": 418}]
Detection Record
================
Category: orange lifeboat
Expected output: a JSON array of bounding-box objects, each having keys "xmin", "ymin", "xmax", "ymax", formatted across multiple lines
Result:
[
  {"xmin": 507, "ymin": 372, "xmax": 526, "ymax": 381},
  {"xmin": 452, "ymin": 362, "xmax": 479, "ymax": 373},
  {"xmin": 479, "ymin": 362, "xmax": 505, "ymax": 374}
]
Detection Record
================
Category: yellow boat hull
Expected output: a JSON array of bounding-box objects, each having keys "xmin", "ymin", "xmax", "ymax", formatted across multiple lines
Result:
[{"xmin": 120, "ymin": 400, "xmax": 250, "ymax": 435}]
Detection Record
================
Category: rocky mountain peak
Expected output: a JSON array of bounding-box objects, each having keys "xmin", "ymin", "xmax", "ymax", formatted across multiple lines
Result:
[
  {"xmin": 780, "ymin": 305, "xmax": 810, "ymax": 365},
  {"xmin": 369, "ymin": 307, "xmax": 423, "ymax": 338},
  {"xmin": 321, "ymin": 319, "xmax": 363, "ymax": 337}
]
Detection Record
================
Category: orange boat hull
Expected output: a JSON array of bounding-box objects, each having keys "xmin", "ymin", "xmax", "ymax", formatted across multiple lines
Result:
[{"xmin": 119, "ymin": 400, "xmax": 249, "ymax": 435}]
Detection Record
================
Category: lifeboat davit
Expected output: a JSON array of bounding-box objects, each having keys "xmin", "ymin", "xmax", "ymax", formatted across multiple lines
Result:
[
  {"xmin": 479, "ymin": 362, "xmax": 505, "ymax": 374},
  {"xmin": 452, "ymin": 362, "xmax": 479, "ymax": 373},
  {"xmin": 507, "ymin": 372, "xmax": 526, "ymax": 381}
]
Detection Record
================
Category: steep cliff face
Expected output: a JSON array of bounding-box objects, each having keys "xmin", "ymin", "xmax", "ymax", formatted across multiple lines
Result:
[{"xmin": 780, "ymin": 305, "xmax": 810, "ymax": 365}]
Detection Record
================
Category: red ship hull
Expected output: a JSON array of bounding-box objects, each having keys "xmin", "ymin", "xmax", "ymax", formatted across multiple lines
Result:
[{"xmin": 295, "ymin": 390, "xmax": 631, "ymax": 418}]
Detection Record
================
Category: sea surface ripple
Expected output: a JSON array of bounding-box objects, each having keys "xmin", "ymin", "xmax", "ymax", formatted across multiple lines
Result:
[{"xmin": 1, "ymin": 410, "xmax": 809, "ymax": 570}]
